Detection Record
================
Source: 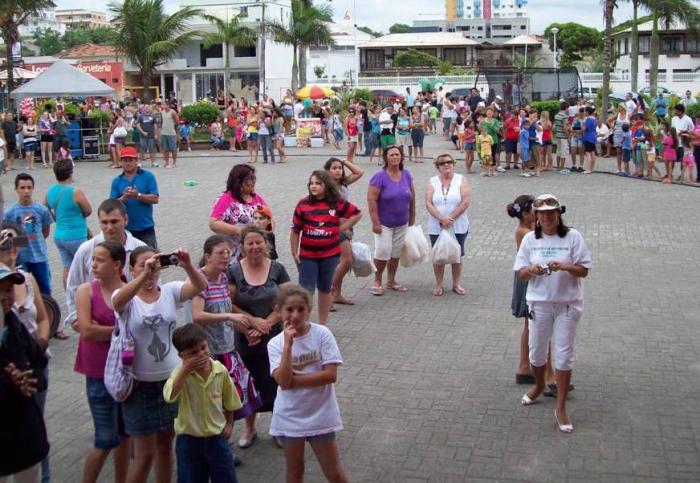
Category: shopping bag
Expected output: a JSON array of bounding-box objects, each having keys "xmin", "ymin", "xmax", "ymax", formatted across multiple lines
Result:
[
  {"xmin": 430, "ymin": 229, "xmax": 461, "ymax": 265},
  {"xmin": 351, "ymin": 241, "xmax": 376, "ymax": 277},
  {"xmin": 400, "ymin": 225, "xmax": 431, "ymax": 267}
]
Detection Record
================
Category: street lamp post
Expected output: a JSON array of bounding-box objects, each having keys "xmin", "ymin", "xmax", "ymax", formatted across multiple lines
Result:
[{"xmin": 552, "ymin": 27, "xmax": 560, "ymax": 99}]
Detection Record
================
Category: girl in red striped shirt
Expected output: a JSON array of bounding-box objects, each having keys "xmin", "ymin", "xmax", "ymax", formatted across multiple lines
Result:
[{"xmin": 290, "ymin": 170, "xmax": 362, "ymax": 325}]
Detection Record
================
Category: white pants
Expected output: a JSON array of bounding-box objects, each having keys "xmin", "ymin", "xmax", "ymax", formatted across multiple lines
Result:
[
  {"xmin": 0, "ymin": 464, "xmax": 40, "ymax": 483},
  {"xmin": 528, "ymin": 301, "xmax": 582, "ymax": 371}
]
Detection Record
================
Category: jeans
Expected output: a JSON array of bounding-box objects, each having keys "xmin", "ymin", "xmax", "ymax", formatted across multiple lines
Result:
[
  {"xmin": 175, "ymin": 434, "xmax": 238, "ymax": 483},
  {"xmin": 19, "ymin": 260, "xmax": 52, "ymax": 295},
  {"xmin": 259, "ymin": 134, "xmax": 275, "ymax": 163},
  {"xmin": 129, "ymin": 226, "xmax": 158, "ymax": 249},
  {"xmin": 363, "ymin": 131, "xmax": 373, "ymax": 155}
]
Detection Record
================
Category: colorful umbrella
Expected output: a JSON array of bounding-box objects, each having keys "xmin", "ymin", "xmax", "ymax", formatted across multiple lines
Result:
[{"xmin": 296, "ymin": 85, "xmax": 335, "ymax": 100}]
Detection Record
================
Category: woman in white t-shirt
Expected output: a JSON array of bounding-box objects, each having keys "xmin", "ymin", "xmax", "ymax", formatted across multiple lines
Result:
[
  {"xmin": 267, "ymin": 285, "xmax": 348, "ymax": 483},
  {"xmin": 112, "ymin": 246, "xmax": 207, "ymax": 482},
  {"xmin": 513, "ymin": 194, "xmax": 592, "ymax": 434}
]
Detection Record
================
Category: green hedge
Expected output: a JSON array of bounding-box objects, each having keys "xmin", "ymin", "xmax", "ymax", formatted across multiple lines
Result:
[
  {"xmin": 686, "ymin": 103, "xmax": 700, "ymax": 119},
  {"xmin": 181, "ymin": 101, "xmax": 220, "ymax": 127},
  {"xmin": 530, "ymin": 101, "xmax": 561, "ymax": 119}
]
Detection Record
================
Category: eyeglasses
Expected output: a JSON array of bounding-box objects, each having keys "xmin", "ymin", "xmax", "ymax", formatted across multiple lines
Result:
[{"xmin": 533, "ymin": 198, "xmax": 559, "ymax": 208}]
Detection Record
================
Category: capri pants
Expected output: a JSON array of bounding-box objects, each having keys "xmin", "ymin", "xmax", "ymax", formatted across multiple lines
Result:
[{"xmin": 528, "ymin": 301, "xmax": 583, "ymax": 371}]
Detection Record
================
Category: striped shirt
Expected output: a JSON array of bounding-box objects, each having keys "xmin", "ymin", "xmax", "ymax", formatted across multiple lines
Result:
[
  {"xmin": 553, "ymin": 112, "xmax": 569, "ymax": 139},
  {"xmin": 292, "ymin": 197, "xmax": 359, "ymax": 259}
]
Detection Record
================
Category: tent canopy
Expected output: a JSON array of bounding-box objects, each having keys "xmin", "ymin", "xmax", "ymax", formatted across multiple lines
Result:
[{"xmin": 11, "ymin": 59, "xmax": 114, "ymax": 99}]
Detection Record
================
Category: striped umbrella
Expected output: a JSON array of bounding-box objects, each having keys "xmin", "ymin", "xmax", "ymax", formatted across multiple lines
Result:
[{"xmin": 296, "ymin": 85, "xmax": 335, "ymax": 100}]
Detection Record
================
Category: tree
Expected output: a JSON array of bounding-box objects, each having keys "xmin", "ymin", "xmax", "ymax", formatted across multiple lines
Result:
[
  {"xmin": 640, "ymin": 0, "xmax": 700, "ymax": 96},
  {"xmin": 33, "ymin": 27, "xmax": 64, "ymax": 56},
  {"xmin": 0, "ymin": 0, "xmax": 56, "ymax": 103},
  {"xmin": 629, "ymin": 0, "xmax": 640, "ymax": 92},
  {"xmin": 109, "ymin": 0, "xmax": 202, "ymax": 100},
  {"xmin": 313, "ymin": 65, "xmax": 326, "ymax": 79},
  {"xmin": 357, "ymin": 25, "xmax": 382, "ymax": 38},
  {"xmin": 267, "ymin": 0, "xmax": 335, "ymax": 91},
  {"xmin": 601, "ymin": 0, "xmax": 616, "ymax": 115},
  {"xmin": 202, "ymin": 13, "xmax": 256, "ymax": 95},
  {"xmin": 543, "ymin": 22, "xmax": 601, "ymax": 68},
  {"xmin": 388, "ymin": 23, "xmax": 411, "ymax": 34},
  {"xmin": 63, "ymin": 25, "xmax": 118, "ymax": 48}
]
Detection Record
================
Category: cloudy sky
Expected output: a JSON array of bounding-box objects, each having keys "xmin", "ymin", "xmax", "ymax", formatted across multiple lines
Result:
[{"xmin": 54, "ymin": 0, "xmax": 637, "ymax": 34}]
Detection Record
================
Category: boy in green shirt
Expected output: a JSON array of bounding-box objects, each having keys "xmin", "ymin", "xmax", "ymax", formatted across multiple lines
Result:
[
  {"xmin": 164, "ymin": 324, "xmax": 242, "ymax": 482},
  {"xmin": 428, "ymin": 105, "xmax": 439, "ymax": 135}
]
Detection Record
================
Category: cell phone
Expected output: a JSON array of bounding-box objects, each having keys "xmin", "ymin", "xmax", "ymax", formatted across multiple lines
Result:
[{"xmin": 158, "ymin": 254, "xmax": 179, "ymax": 267}]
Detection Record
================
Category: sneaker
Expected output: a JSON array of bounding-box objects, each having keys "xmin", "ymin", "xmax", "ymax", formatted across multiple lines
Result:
[
  {"xmin": 560, "ymin": 169, "xmax": 570, "ymax": 174},
  {"xmin": 504, "ymin": 165, "xmax": 511, "ymax": 170},
  {"xmin": 520, "ymin": 172, "xmax": 532, "ymax": 177},
  {"xmin": 496, "ymin": 166, "xmax": 506, "ymax": 173}
]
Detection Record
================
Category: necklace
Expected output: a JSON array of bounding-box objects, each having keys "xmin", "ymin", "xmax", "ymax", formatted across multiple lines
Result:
[{"xmin": 441, "ymin": 176, "xmax": 452, "ymax": 206}]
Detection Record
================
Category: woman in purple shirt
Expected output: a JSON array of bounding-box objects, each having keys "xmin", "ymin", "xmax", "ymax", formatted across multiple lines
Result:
[{"xmin": 367, "ymin": 145, "xmax": 416, "ymax": 295}]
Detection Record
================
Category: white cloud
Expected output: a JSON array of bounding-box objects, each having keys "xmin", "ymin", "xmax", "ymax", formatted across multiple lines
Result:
[{"xmin": 52, "ymin": 0, "xmax": 636, "ymax": 34}]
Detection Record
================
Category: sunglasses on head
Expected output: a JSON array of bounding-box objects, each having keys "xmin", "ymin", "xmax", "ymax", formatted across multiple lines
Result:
[{"xmin": 533, "ymin": 198, "xmax": 559, "ymax": 208}]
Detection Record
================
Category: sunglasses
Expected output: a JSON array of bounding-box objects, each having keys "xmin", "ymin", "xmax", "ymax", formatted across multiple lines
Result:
[
  {"xmin": 437, "ymin": 160, "xmax": 455, "ymax": 166},
  {"xmin": 533, "ymin": 198, "xmax": 559, "ymax": 208}
]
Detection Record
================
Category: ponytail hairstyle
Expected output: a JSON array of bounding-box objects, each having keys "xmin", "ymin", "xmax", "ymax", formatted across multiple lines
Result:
[
  {"xmin": 506, "ymin": 195, "xmax": 534, "ymax": 220},
  {"xmin": 670, "ymin": 127, "xmax": 679, "ymax": 147},
  {"xmin": 198, "ymin": 234, "xmax": 233, "ymax": 267}
]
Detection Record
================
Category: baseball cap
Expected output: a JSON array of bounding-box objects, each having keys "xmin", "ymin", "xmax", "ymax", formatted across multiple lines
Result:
[
  {"xmin": 532, "ymin": 194, "xmax": 561, "ymax": 211},
  {"xmin": 120, "ymin": 146, "xmax": 139, "ymax": 159},
  {"xmin": 0, "ymin": 263, "xmax": 25, "ymax": 285},
  {"xmin": 255, "ymin": 205, "xmax": 273, "ymax": 220}
]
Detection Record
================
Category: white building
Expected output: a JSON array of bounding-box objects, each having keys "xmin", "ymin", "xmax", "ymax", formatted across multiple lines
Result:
[
  {"xmin": 54, "ymin": 9, "xmax": 110, "ymax": 28},
  {"xmin": 446, "ymin": 0, "xmax": 528, "ymax": 20},
  {"xmin": 306, "ymin": 21, "xmax": 372, "ymax": 84},
  {"xmin": 123, "ymin": 0, "xmax": 294, "ymax": 103},
  {"xmin": 17, "ymin": 9, "xmax": 66, "ymax": 38}
]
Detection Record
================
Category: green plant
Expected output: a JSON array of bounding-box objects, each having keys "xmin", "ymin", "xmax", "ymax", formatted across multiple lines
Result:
[
  {"xmin": 181, "ymin": 101, "xmax": 220, "ymax": 127},
  {"xmin": 530, "ymin": 100, "xmax": 561, "ymax": 119},
  {"xmin": 313, "ymin": 65, "xmax": 325, "ymax": 79},
  {"xmin": 39, "ymin": 99, "xmax": 57, "ymax": 113},
  {"xmin": 685, "ymin": 102, "xmax": 700, "ymax": 119},
  {"xmin": 393, "ymin": 49, "xmax": 440, "ymax": 69},
  {"xmin": 89, "ymin": 108, "xmax": 113, "ymax": 127},
  {"xmin": 63, "ymin": 102, "xmax": 81, "ymax": 118},
  {"xmin": 438, "ymin": 60, "xmax": 453, "ymax": 75}
]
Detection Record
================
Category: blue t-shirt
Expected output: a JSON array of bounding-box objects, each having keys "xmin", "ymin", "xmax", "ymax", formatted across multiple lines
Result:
[
  {"xmin": 3, "ymin": 202, "xmax": 52, "ymax": 263},
  {"xmin": 519, "ymin": 129, "xmax": 530, "ymax": 150},
  {"xmin": 110, "ymin": 169, "xmax": 159, "ymax": 231},
  {"xmin": 528, "ymin": 124, "xmax": 537, "ymax": 147},
  {"xmin": 46, "ymin": 184, "xmax": 87, "ymax": 241},
  {"xmin": 654, "ymin": 97, "xmax": 668, "ymax": 116},
  {"xmin": 622, "ymin": 132, "xmax": 632, "ymax": 150},
  {"xmin": 583, "ymin": 116, "xmax": 598, "ymax": 144}
]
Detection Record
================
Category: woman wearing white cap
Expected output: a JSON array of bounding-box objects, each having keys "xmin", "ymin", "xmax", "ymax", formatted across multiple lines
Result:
[{"xmin": 513, "ymin": 194, "xmax": 592, "ymax": 433}]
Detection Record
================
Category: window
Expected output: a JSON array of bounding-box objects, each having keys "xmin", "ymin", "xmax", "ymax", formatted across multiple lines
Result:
[
  {"xmin": 662, "ymin": 36, "xmax": 681, "ymax": 54},
  {"xmin": 195, "ymin": 73, "xmax": 225, "ymax": 100},
  {"xmin": 234, "ymin": 45, "xmax": 256, "ymax": 57},
  {"xmin": 239, "ymin": 6, "xmax": 248, "ymax": 17},
  {"xmin": 687, "ymin": 38, "xmax": 700, "ymax": 53},
  {"xmin": 200, "ymin": 43, "xmax": 223, "ymax": 67},
  {"xmin": 639, "ymin": 36, "xmax": 650, "ymax": 54},
  {"xmin": 443, "ymin": 48, "xmax": 466, "ymax": 65},
  {"xmin": 364, "ymin": 49, "xmax": 384, "ymax": 69}
]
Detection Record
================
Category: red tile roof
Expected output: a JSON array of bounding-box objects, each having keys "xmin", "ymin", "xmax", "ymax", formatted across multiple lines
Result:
[{"xmin": 58, "ymin": 43, "xmax": 117, "ymax": 59}]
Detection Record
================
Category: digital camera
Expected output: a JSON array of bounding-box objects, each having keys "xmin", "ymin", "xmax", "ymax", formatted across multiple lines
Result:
[{"xmin": 0, "ymin": 230, "xmax": 29, "ymax": 251}]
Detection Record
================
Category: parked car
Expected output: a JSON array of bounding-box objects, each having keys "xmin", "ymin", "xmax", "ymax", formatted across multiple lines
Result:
[
  {"xmin": 639, "ymin": 86, "xmax": 673, "ymax": 98},
  {"xmin": 369, "ymin": 89, "xmax": 404, "ymax": 107},
  {"xmin": 447, "ymin": 87, "xmax": 472, "ymax": 98},
  {"xmin": 580, "ymin": 86, "xmax": 598, "ymax": 100}
]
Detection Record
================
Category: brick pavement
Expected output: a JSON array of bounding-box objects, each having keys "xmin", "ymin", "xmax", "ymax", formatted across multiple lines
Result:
[{"xmin": 2, "ymin": 134, "xmax": 700, "ymax": 482}]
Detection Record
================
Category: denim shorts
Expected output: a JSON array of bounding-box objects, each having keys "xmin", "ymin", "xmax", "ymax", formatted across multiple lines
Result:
[
  {"xmin": 139, "ymin": 137, "xmax": 156, "ymax": 153},
  {"xmin": 248, "ymin": 133, "xmax": 259, "ymax": 142},
  {"xmin": 86, "ymin": 377, "xmax": 126, "ymax": 449},
  {"xmin": 298, "ymin": 255, "xmax": 340, "ymax": 294},
  {"xmin": 504, "ymin": 140, "xmax": 517, "ymax": 154},
  {"xmin": 276, "ymin": 432, "xmax": 336, "ymax": 445},
  {"xmin": 24, "ymin": 140, "xmax": 38, "ymax": 152},
  {"xmin": 160, "ymin": 134, "xmax": 177, "ymax": 151},
  {"xmin": 54, "ymin": 238, "xmax": 86, "ymax": 268},
  {"xmin": 122, "ymin": 380, "xmax": 177, "ymax": 436},
  {"xmin": 429, "ymin": 231, "xmax": 468, "ymax": 258},
  {"xmin": 463, "ymin": 142, "xmax": 476, "ymax": 151}
]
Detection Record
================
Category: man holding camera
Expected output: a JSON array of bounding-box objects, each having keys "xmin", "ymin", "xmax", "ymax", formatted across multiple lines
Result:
[{"xmin": 109, "ymin": 146, "xmax": 160, "ymax": 249}]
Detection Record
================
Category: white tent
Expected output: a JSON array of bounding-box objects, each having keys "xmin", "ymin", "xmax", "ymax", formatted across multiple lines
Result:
[
  {"xmin": 10, "ymin": 59, "xmax": 114, "ymax": 99},
  {"xmin": 0, "ymin": 67, "xmax": 38, "ymax": 81}
]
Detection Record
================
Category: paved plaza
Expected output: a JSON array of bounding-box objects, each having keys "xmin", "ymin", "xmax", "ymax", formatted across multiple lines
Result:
[{"xmin": 2, "ymin": 134, "xmax": 700, "ymax": 482}]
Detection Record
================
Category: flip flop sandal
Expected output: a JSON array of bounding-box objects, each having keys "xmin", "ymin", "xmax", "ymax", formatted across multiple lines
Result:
[
  {"xmin": 452, "ymin": 285, "xmax": 466, "ymax": 295},
  {"xmin": 371, "ymin": 286, "xmax": 384, "ymax": 296},
  {"xmin": 333, "ymin": 297, "xmax": 355, "ymax": 305},
  {"xmin": 387, "ymin": 283, "xmax": 408, "ymax": 292},
  {"xmin": 432, "ymin": 287, "xmax": 444, "ymax": 296},
  {"xmin": 329, "ymin": 305, "xmax": 337, "ymax": 312}
]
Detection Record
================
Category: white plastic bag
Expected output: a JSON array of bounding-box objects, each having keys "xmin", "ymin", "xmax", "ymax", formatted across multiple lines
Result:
[
  {"xmin": 430, "ymin": 229, "xmax": 461, "ymax": 265},
  {"xmin": 351, "ymin": 241, "xmax": 376, "ymax": 277},
  {"xmin": 400, "ymin": 225, "xmax": 431, "ymax": 267}
]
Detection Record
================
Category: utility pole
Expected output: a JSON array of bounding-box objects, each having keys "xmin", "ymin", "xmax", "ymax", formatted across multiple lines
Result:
[{"xmin": 260, "ymin": 1, "xmax": 266, "ymax": 99}]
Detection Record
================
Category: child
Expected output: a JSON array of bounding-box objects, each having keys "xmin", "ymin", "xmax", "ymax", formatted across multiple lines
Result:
[
  {"xmin": 57, "ymin": 138, "xmax": 74, "ymax": 167},
  {"xmin": 680, "ymin": 134, "xmax": 696, "ymax": 183},
  {"xmin": 662, "ymin": 126, "xmax": 678, "ymax": 184},
  {"xmin": 620, "ymin": 123, "xmax": 632, "ymax": 176},
  {"xmin": 428, "ymin": 104, "xmax": 439, "ymax": 134},
  {"xmin": 463, "ymin": 121, "xmax": 476, "ymax": 173},
  {"xmin": 645, "ymin": 126, "xmax": 660, "ymax": 180},
  {"xmin": 477, "ymin": 126, "xmax": 494, "ymax": 177},
  {"xmin": 519, "ymin": 119, "xmax": 532, "ymax": 177},
  {"xmin": 252, "ymin": 205, "xmax": 278, "ymax": 260},
  {"xmin": 267, "ymin": 285, "xmax": 349, "ymax": 483},
  {"xmin": 290, "ymin": 170, "xmax": 361, "ymax": 325},
  {"xmin": 164, "ymin": 323, "xmax": 242, "ymax": 482},
  {"xmin": 332, "ymin": 111, "xmax": 343, "ymax": 150},
  {"xmin": 631, "ymin": 117, "xmax": 648, "ymax": 178},
  {"xmin": 178, "ymin": 119, "xmax": 192, "ymax": 151},
  {"xmin": 455, "ymin": 116, "xmax": 466, "ymax": 152}
]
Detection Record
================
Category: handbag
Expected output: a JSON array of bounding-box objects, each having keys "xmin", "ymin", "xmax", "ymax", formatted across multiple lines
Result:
[
  {"xmin": 104, "ymin": 315, "xmax": 135, "ymax": 402},
  {"xmin": 114, "ymin": 126, "xmax": 127, "ymax": 138}
]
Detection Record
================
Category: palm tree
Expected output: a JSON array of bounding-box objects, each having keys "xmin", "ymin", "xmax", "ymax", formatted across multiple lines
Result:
[
  {"xmin": 267, "ymin": 0, "xmax": 334, "ymax": 91},
  {"xmin": 629, "ymin": 0, "xmax": 640, "ymax": 92},
  {"xmin": 642, "ymin": 0, "xmax": 700, "ymax": 96},
  {"xmin": 601, "ymin": 0, "xmax": 616, "ymax": 115},
  {"xmin": 0, "ymin": 0, "xmax": 55, "ymax": 105},
  {"xmin": 202, "ymin": 13, "xmax": 256, "ymax": 96},
  {"xmin": 109, "ymin": 0, "xmax": 202, "ymax": 100}
]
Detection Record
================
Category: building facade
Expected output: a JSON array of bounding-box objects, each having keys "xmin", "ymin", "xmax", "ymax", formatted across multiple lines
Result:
[
  {"xmin": 446, "ymin": 0, "xmax": 528, "ymax": 20},
  {"xmin": 412, "ymin": 17, "xmax": 529, "ymax": 41},
  {"xmin": 306, "ymin": 21, "xmax": 371, "ymax": 84},
  {"xmin": 17, "ymin": 9, "xmax": 66, "ymax": 38},
  {"xmin": 54, "ymin": 9, "xmax": 110, "ymax": 28}
]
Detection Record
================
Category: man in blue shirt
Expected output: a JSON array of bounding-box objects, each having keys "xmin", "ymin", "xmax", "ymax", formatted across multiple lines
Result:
[
  {"xmin": 3, "ymin": 173, "xmax": 53, "ymax": 294},
  {"xmin": 653, "ymin": 93, "xmax": 668, "ymax": 121},
  {"xmin": 109, "ymin": 146, "xmax": 160, "ymax": 248}
]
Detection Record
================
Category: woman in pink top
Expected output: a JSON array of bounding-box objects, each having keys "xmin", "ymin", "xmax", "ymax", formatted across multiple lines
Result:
[
  {"xmin": 209, "ymin": 164, "xmax": 268, "ymax": 259},
  {"xmin": 75, "ymin": 240, "xmax": 130, "ymax": 483}
]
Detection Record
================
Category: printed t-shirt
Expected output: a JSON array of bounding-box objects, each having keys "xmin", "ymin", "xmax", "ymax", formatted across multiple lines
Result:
[
  {"xmin": 3, "ymin": 203, "xmax": 52, "ymax": 263},
  {"xmin": 513, "ymin": 229, "xmax": 592, "ymax": 306},
  {"xmin": 267, "ymin": 323, "xmax": 343, "ymax": 437},
  {"xmin": 369, "ymin": 169, "xmax": 413, "ymax": 228},
  {"xmin": 113, "ymin": 281, "xmax": 184, "ymax": 382},
  {"xmin": 292, "ymin": 197, "xmax": 359, "ymax": 259},
  {"xmin": 137, "ymin": 114, "xmax": 155, "ymax": 138}
]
